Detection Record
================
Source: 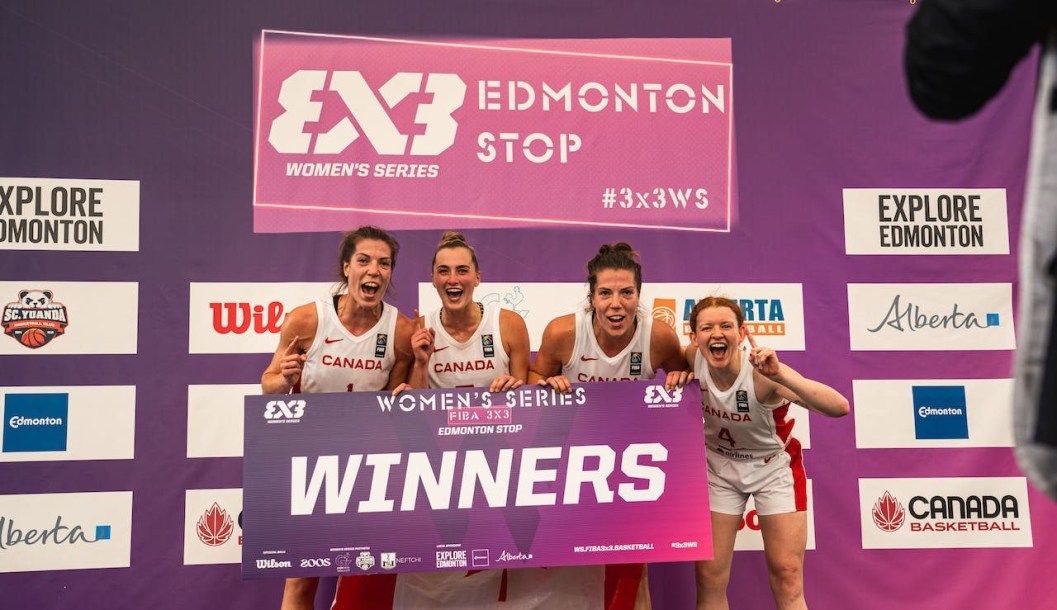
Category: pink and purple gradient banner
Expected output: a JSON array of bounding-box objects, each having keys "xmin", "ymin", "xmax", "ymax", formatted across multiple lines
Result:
[
  {"xmin": 242, "ymin": 380, "xmax": 712, "ymax": 579},
  {"xmin": 253, "ymin": 32, "xmax": 734, "ymax": 233}
]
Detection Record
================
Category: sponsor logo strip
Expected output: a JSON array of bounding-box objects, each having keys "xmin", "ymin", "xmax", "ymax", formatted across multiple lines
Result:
[
  {"xmin": 842, "ymin": 189, "xmax": 1009, "ymax": 255},
  {"xmin": 0, "ymin": 178, "xmax": 140, "ymax": 252},
  {"xmin": 859, "ymin": 477, "xmax": 1032, "ymax": 549},
  {"xmin": 1, "ymin": 386, "xmax": 135, "ymax": 462},
  {"xmin": 0, "ymin": 282, "xmax": 138, "ymax": 355},
  {"xmin": 183, "ymin": 489, "xmax": 244, "ymax": 565},
  {"xmin": 847, "ymin": 283, "xmax": 1015, "ymax": 351},
  {"xmin": 853, "ymin": 379, "xmax": 1013, "ymax": 448},
  {"xmin": 188, "ymin": 282, "xmax": 331, "ymax": 354},
  {"xmin": 0, "ymin": 491, "xmax": 133, "ymax": 573}
]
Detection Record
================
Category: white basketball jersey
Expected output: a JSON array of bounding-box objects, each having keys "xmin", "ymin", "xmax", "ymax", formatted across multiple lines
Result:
[
  {"xmin": 563, "ymin": 308, "xmax": 655, "ymax": 382},
  {"xmin": 299, "ymin": 298, "xmax": 398, "ymax": 393},
  {"xmin": 424, "ymin": 302, "xmax": 509, "ymax": 388},
  {"xmin": 695, "ymin": 345, "xmax": 795, "ymax": 461}
]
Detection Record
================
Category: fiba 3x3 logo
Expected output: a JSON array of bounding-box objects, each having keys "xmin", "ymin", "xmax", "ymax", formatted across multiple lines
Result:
[
  {"xmin": 269, "ymin": 71, "xmax": 466, "ymax": 156},
  {"xmin": 2, "ymin": 289, "xmax": 69, "ymax": 349}
]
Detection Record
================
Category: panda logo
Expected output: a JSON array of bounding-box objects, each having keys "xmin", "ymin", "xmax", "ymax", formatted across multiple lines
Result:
[
  {"xmin": 2, "ymin": 288, "xmax": 69, "ymax": 349},
  {"xmin": 20, "ymin": 290, "xmax": 53, "ymax": 308}
]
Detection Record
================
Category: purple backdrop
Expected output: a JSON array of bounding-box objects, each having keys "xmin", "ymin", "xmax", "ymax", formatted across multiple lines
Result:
[{"xmin": 1, "ymin": 1, "xmax": 1051, "ymax": 609}]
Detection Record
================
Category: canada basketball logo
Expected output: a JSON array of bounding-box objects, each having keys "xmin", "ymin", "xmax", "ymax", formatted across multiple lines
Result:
[
  {"xmin": 872, "ymin": 491, "xmax": 906, "ymax": 532},
  {"xmin": 196, "ymin": 502, "xmax": 235, "ymax": 546},
  {"xmin": 2, "ymin": 289, "xmax": 70, "ymax": 349}
]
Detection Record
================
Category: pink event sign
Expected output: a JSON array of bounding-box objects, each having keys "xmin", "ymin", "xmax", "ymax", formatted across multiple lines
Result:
[{"xmin": 253, "ymin": 32, "xmax": 734, "ymax": 233}]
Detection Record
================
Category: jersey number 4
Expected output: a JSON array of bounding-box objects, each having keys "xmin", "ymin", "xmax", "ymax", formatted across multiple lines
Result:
[{"xmin": 718, "ymin": 427, "xmax": 736, "ymax": 447}]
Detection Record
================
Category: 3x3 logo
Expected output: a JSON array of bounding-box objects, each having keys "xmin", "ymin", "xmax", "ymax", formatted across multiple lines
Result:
[
  {"xmin": 269, "ymin": 71, "xmax": 466, "ymax": 156},
  {"xmin": 264, "ymin": 399, "xmax": 306, "ymax": 422}
]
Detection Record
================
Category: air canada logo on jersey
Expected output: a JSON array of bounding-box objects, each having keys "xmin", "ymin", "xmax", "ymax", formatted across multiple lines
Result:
[{"xmin": 2, "ymin": 289, "xmax": 69, "ymax": 349}]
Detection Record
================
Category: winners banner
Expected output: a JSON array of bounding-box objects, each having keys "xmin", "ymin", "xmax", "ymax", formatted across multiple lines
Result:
[
  {"xmin": 242, "ymin": 380, "xmax": 712, "ymax": 579},
  {"xmin": 253, "ymin": 32, "xmax": 734, "ymax": 233}
]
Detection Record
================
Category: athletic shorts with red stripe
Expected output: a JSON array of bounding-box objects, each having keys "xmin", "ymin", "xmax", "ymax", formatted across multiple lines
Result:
[{"xmin": 706, "ymin": 438, "xmax": 807, "ymax": 516}]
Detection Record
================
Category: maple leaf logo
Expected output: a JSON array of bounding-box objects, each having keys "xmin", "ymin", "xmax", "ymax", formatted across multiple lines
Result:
[
  {"xmin": 197, "ymin": 502, "xmax": 234, "ymax": 546},
  {"xmin": 872, "ymin": 491, "xmax": 906, "ymax": 532}
]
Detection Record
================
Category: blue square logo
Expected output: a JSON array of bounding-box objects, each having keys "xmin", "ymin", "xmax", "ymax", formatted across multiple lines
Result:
[
  {"xmin": 95, "ymin": 525, "xmax": 111, "ymax": 540},
  {"xmin": 986, "ymin": 313, "xmax": 1000, "ymax": 327},
  {"xmin": 912, "ymin": 386, "xmax": 969, "ymax": 440},
  {"xmin": 3, "ymin": 393, "xmax": 69, "ymax": 452}
]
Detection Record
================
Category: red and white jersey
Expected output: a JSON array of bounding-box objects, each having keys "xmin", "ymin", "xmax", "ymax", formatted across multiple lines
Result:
[
  {"xmin": 563, "ymin": 308, "xmax": 655, "ymax": 383},
  {"xmin": 424, "ymin": 302, "xmax": 509, "ymax": 388},
  {"xmin": 299, "ymin": 298, "xmax": 398, "ymax": 393},
  {"xmin": 695, "ymin": 345, "xmax": 796, "ymax": 461}
]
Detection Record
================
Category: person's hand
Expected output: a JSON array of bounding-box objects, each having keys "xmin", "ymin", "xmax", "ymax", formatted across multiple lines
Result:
[
  {"xmin": 391, "ymin": 382, "xmax": 412, "ymax": 395},
  {"xmin": 279, "ymin": 337, "xmax": 306, "ymax": 389},
  {"xmin": 489, "ymin": 374, "xmax": 523, "ymax": 392},
  {"xmin": 747, "ymin": 330, "xmax": 780, "ymax": 377},
  {"xmin": 411, "ymin": 309, "xmax": 436, "ymax": 365},
  {"xmin": 665, "ymin": 369, "xmax": 693, "ymax": 390},
  {"xmin": 539, "ymin": 374, "xmax": 573, "ymax": 393}
]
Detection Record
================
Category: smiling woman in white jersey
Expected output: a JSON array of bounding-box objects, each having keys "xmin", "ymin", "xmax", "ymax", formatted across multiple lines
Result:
[
  {"xmin": 261, "ymin": 226, "xmax": 415, "ymax": 610},
  {"xmin": 668, "ymin": 296, "xmax": 849, "ymax": 610},
  {"xmin": 528, "ymin": 242, "xmax": 688, "ymax": 610},
  {"xmin": 405, "ymin": 231, "xmax": 529, "ymax": 393},
  {"xmin": 374, "ymin": 231, "xmax": 533, "ymax": 608}
]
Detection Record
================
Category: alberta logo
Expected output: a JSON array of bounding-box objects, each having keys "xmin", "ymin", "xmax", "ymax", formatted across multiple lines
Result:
[
  {"xmin": 2, "ymin": 289, "xmax": 69, "ymax": 349},
  {"xmin": 652, "ymin": 296, "xmax": 787, "ymax": 337},
  {"xmin": 872, "ymin": 491, "xmax": 905, "ymax": 532}
]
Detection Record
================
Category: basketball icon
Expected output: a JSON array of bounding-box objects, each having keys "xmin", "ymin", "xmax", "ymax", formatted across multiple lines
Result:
[{"xmin": 20, "ymin": 328, "xmax": 48, "ymax": 348}]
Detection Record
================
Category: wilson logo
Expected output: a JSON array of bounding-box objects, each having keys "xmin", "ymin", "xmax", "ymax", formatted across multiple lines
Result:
[
  {"xmin": 269, "ymin": 70, "xmax": 466, "ymax": 156},
  {"xmin": 256, "ymin": 558, "xmax": 292, "ymax": 569},
  {"xmin": 872, "ymin": 491, "xmax": 906, "ymax": 532},
  {"xmin": 210, "ymin": 302, "xmax": 283, "ymax": 334},
  {"xmin": 196, "ymin": 502, "xmax": 235, "ymax": 547}
]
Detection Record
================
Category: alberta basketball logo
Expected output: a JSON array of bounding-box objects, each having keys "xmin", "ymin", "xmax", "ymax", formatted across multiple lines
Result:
[{"xmin": 2, "ymin": 289, "xmax": 69, "ymax": 349}]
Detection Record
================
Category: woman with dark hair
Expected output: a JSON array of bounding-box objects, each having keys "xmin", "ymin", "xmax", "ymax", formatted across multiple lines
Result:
[
  {"xmin": 261, "ymin": 226, "xmax": 414, "ymax": 610},
  {"xmin": 528, "ymin": 242, "xmax": 687, "ymax": 610},
  {"xmin": 671, "ymin": 296, "xmax": 848, "ymax": 610}
]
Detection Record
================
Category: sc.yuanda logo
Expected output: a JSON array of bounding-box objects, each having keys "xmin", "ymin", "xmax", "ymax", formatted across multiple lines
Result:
[
  {"xmin": 2, "ymin": 289, "xmax": 69, "ymax": 349},
  {"xmin": 872, "ymin": 491, "xmax": 906, "ymax": 532}
]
